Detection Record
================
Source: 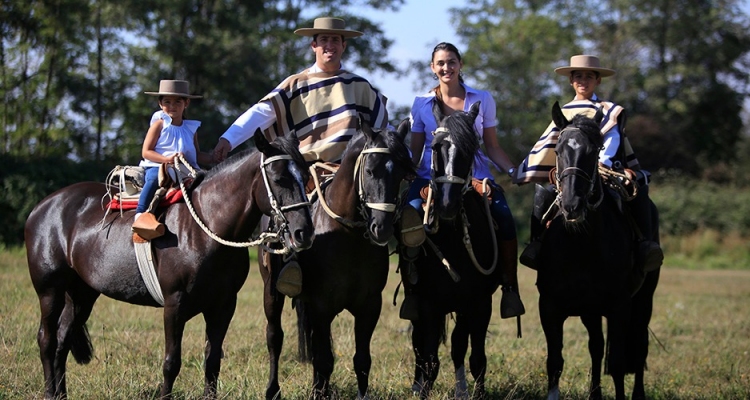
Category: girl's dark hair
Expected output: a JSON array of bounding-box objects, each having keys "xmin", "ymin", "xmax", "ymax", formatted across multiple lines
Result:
[{"xmin": 430, "ymin": 42, "xmax": 465, "ymax": 105}]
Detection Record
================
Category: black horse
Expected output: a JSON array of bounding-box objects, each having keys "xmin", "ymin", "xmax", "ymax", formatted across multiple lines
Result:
[
  {"xmin": 537, "ymin": 102, "xmax": 660, "ymax": 400},
  {"xmin": 400, "ymin": 102, "xmax": 510, "ymax": 399},
  {"xmin": 259, "ymin": 120, "xmax": 414, "ymax": 399},
  {"xmin": 25, "ymin": 132, "xmax": 314, "ymax": 399}
]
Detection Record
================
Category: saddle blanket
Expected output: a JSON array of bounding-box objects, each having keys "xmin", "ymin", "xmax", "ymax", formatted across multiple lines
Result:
[{"xmin": 106, "ymin": 189, "xmax": 184, "ymax": 210}]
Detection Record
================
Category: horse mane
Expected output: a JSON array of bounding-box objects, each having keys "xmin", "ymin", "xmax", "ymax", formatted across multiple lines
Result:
[
  {"xmin": 345, "ymin": 126, "xmax": 415, "ymax": 175},
  {"xmin": 443, "ymin": 111, "xmax": 480, "ymax": 161},
  {"xmin": 205, "ymin": 135, "xmax": 308, "ymax": 179},
  {"xmin": 566, "ymin": 113, "xmax": 604, "ymax": 149}
]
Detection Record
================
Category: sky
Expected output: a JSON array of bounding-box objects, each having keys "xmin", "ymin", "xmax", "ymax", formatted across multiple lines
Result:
[{"xmin": 360, "ymin": 1, "xmax": 462, "ymax": 110}]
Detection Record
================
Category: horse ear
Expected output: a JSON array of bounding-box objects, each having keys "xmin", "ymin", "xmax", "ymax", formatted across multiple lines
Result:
[
  {"xmin": 551, "ymin": 101, "xmax": 568, "ymax": 129},
  {"xmin": 469, "ymin": 101, "xmax": 481, "ymax": 120},
  {"xmin": 594, "ymin": 107, "xmax": 605, "ymax": 126},
  {"xmin": 431, "ymin": 100, "xmax": 445, "ymax": 125},
  {"xmin": 359, "ymin": 113, "xmax": 374, "ymax": 135},
  {"xmin": 396, "ymin": 118, "xmax": 410, "ymax": 142},
  {"xmin": 253, "ymin": 129, "xmax": 271, "ymax": 153}
]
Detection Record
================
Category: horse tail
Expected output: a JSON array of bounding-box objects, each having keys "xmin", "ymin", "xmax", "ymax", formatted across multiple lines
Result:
[
  {"xmin": 295, "ymin": 298, "xmax": 313, "ymax": 363},
  {"xmin": 70, "ymin": 323, "xmax": 94, "ymax": 365}
]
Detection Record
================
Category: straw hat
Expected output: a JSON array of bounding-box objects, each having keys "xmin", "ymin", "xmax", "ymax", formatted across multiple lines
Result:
[
  {"xmin": 144, "ymin": 80, "xmax": 202, "ymax": 98},
  {"xmin": 554, "ymin": 55, "xmax": 616, "ymax": 77},
  {"xmin": 294, "ymin": 17, "xmax": 363, "ymax": 38}
]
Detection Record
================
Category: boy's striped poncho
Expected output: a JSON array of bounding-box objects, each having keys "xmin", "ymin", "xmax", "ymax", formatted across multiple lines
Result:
[
  {"xmin": 511, "ymin": 98, "xmax": 640, "ymax": 185},
  {"xmin": 260, "ymin": 69, "xmax": 388, "ymax": 163}
]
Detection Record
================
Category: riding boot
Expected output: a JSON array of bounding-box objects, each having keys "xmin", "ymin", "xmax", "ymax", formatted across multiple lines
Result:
[
  {"xmin": 519, "ymin": 184, "xmax": 556, "ymax": 270},
  {"xmin": 628, "ymin": 185, "xmax": 663, "ymax": 273},
  {"xmin": 399, "ymin": 245, "xmax": 420, "ymax": 321},
  {"xmin": 499, "ymin": 238, "xmax": 526, "ymax": 319}
]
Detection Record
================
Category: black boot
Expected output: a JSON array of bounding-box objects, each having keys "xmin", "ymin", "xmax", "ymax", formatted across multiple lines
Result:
[
  {"xmin": 399, "ymin": 246, "xmax": 420, "ymax": 321},
  {"xmin": 519, "ymin": 184, "xmax": 557, "ymax": 269},
  {"xmin": 628, "ymin": 184, "xmax": 663, "ymax": 273}
]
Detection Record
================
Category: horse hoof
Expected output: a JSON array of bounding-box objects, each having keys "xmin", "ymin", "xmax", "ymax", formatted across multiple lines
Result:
[{"xmin": 276, "ymin": 261, "xmax": 302, "ymax": 297}]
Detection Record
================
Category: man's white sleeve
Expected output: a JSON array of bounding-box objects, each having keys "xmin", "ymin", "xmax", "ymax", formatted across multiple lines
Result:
[
  {"xmin": 598, "ymin": 125, "xmax": 621, "ymax": 167},
  {"xmin": 221, "ymin": 101, "xmax": 277, "ymax": 150}
]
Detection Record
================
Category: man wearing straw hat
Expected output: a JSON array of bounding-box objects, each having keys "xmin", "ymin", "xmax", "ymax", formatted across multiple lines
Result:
[
  {"xmin": 212, "ymin": 17, "xmax": 389, "ymax": 297},
  {"xmin": 512, "ymin": 55, "xmax": 663, "ymax": 274}
]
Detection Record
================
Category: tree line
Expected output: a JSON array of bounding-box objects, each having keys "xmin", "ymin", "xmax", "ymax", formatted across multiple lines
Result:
[{"xmin": 2, "ymin": 0, "xmax": 750, "ymax": 244}]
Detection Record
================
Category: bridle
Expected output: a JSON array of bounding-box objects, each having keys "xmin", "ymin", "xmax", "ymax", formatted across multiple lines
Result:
[
  {"xmin": 175, "ymin": 153, "xmax": 310, "ymax": 253},
  {"xmin": 430, "ymin": 127, "xmax": 473, "ymax": 193},
  {"xmin": 553, "ymin": 126, "xmax": 604, "ymax": 211}
]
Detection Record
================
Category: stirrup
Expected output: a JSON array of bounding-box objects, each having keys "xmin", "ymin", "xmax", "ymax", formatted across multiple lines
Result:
[
  {"xmin": 276, "ymin": 261, "xmax": 303, "ymax": 297},
  {"xmin": 399, "ymin": 294, "xmax": 419, "ymax": 321},
  {"xmin": 401, "ymin": 207, "xmax": 426, "ymax": 247},
  {"xmin": 639, "ymin": 241, "xmax": 663, "ymax": 273},
  {"xmin": 519, "ymin": 241, "xmax": 541, "ymax": 270},
  {"xmin": 500, "ymin": 286, "xmax": 526, "ymax": 319},
  {"xmin": 132, "ymin": 212, "xmax": 165, "ymax": 240}
]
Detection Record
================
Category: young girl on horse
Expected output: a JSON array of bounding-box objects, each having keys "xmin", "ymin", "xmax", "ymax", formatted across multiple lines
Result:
[{"xmin": 133, "ymin": 79, "xmax": 212, "ymax": 239}]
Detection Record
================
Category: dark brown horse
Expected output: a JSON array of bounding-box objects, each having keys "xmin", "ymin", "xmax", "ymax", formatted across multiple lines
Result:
[
  {"xmin": 401, "ymin": 102, "xmax": 509, "ymax": 399},
  {"xmin": 258, "ymin": 120, "xmax": 414, "ymax": 399},
  {"xmin": 537, "ymin": 102, "xmax": 659, "ymax": 400},
  {"xmin": 25, "ymin": 132, "xmax": 314, "ymax": 399}
]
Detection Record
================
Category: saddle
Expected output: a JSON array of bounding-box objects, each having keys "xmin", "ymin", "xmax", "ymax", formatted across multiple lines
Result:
[
  {"xmin": 418, "ymin": 178, "xmax": 501, "ymax": 205},
  {"xmin": 104, "ymin": 164, "xmax": 195, "ymax": 211}
]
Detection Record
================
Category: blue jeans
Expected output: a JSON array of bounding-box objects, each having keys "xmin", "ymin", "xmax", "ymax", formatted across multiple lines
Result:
[
  {"xmin": 135, "ymin": 166, "xmax": 159, "ymax": 214},
  {"xmin": 405, "ymin": 177, "xmax": 516, "ymax": 241}
]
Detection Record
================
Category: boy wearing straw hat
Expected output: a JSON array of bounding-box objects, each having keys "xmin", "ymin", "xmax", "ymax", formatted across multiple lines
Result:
[{"xmin": 513, "ymin": 55, "xmax": 663, "ymax": 274}]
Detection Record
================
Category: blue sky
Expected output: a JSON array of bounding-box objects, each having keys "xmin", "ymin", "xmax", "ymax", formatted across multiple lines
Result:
[{"xmin": 363, "ymin": 1, "xmax": 462, "ymax": 109}]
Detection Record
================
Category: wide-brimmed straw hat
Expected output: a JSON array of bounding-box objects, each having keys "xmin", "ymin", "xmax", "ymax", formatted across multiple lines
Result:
[
  {"xmin": 294, "ymin": 17, "xmax": 363, "ymax": 38},
  {"xmin": 144, "ymin": 80, "xmax": 202, "ymax": 98},
  {"xmin": 554, "ymin": 55, "xmax": 616, "ymax": 78}
]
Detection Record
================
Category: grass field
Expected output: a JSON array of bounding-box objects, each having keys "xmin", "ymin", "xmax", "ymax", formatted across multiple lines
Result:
[{"xmin": 1, "ymin": 247, "xmax": 749, "ymax": 399}]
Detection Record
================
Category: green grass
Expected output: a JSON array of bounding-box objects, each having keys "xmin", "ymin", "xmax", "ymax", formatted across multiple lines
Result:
[{"xmin": 2, "ymin": 247, "xmax": 749, "ymax": 399}]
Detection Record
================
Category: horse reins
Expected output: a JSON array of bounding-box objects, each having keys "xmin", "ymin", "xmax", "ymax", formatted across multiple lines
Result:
[
  {"xmin": 425, "ymin": 126, "xmax": 499, "ymax": 277},
  {"xmin": 174, "ymin": 153, "xmax": 310, "ymax": 253}
]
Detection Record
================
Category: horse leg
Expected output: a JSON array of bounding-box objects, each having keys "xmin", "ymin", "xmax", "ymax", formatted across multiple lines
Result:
[
  {"xmin": 540, "ymin": 299, "xmax": 566, "ymax": 400},
  {"xmin": 606, "ymin": 307, "xmax": 630, "ymax": 400},
  {"xmin": 463, "ymin": 296, "xmax": 492, "ymax": 400},
  {"xmin": 581, "ymin": 315, "xmax": 604, "ymax": 400},
  {"xmin": 310, "ymin": 315, "xmax": 335, "ymax": 399},
  {"xmin": 450, "ymin": 314, "xmax": 471, "ymax": 400},
  {"xmin": 202, "ymin": 296, "xmax": 236, "ymax": 398},
  {"xmin": 36, "ymin": 286, "xmax": 67, "ymax": 399},
  {"xmin": 261, "ymin": 249, "xmax": 287, "ymax": 400},
  {"xmin": 161, "ymin": 302, "xmax": 187, "ymax": 398},
  {"xmin": 351, "ymin": 296, "xmax": 382, "ymax": 399},
  {"xmin": 410, "ymin": 320, "xmax": 427, "ymax": 395},
  {"xmin": 412, "ymin": 310, "xmax": 443, "ymax": 399}
]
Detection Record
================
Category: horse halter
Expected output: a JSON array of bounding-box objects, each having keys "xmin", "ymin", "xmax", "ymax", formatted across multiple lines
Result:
[
  {"xmin": 354, "ymin": 145, "xmax": 399, "ymax": 215},
  {"xmin": 430, "ymin": 127, "xmax": 473, "ymax": 193},
  {"xmin": 261, "ymin": 153, "xmax": 313, "ymax": 231},
  {"xmin": 554, "ymin": 126, "xmax": 604, "ymax": 210},
  {"xmin": 174, "ymin": 153, "xmax": 310, "ymax": 253}
]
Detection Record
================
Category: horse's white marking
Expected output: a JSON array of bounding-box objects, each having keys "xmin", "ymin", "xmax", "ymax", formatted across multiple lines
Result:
[{"xmin": 567, "ymin": 137, "xmax": 582, "ymax": 150}]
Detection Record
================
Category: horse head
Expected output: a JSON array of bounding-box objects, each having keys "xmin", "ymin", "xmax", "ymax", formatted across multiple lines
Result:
[
  {"xmin": 552, "ymin": 101, "xmax": 604, "ymax": 223},
  {"xmin": 254, "ymin": 131, "xmax": 315, "ymax": 251},
  {"xmin": 431, "ymin": 101, "xmax": 481, "ymax": 220},
  {"xmin": 356, "ymin": 117, "xmax": 414, "ymax": 245}
]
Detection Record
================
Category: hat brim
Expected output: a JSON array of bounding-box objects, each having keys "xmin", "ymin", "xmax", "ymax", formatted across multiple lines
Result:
[
  {"xmin": 554, "ymin": 66, "xmax": 616, "ymax": 78},
  {"xmin": 144, "ymin": 91, "xmax": 203, "ymax": 99},
  {"xmin": 294, "ymin": 28, "xmax": 363, "ymax": 38}
]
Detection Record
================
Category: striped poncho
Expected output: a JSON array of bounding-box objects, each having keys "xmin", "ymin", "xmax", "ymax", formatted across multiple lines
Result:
[
  {"xmin": 260, "ymin": 69, "xmax": 388, "ymax": 163},
  {"xmin": 511, "ymin": 98, "xmax": 640, "ymax": 184}
]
